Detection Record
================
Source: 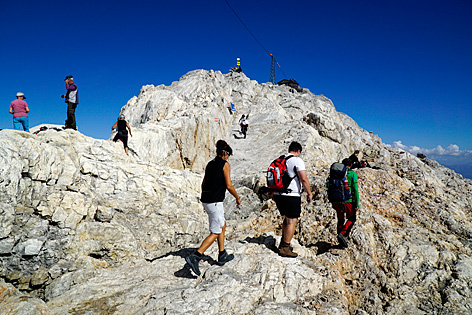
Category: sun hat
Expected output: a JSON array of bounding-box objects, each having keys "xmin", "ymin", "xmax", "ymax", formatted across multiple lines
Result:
[{"xmin": 16, "ymin": 92, "xmax": 26, "ymax": 99}]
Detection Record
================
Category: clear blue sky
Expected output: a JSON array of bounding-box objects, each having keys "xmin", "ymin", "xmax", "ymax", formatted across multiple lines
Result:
[{"xmin": 1, "ymin": 1, "xmax": 471, "ymax": 163}]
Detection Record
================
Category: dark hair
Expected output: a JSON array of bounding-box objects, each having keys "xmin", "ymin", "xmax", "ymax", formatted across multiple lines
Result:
[
  {"xmin": 216, "ymin": 140, "xmax": 232, "ymax": 156},
  {"xmin": 288, "ymin": 141, "xmax": 302, "ymax": 153},
  {"xmin": 342, "ymin": 158, "xmax": 352, "ymax": 167},
  {"xmin": 354, "ymin": 150, "xmax": 360, "ymax": 155}
]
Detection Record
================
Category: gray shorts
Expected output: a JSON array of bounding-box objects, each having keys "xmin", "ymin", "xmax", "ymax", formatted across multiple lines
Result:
[{"xmin": 202, "ymin": 202, "xmax": 225, "ymax": 234}]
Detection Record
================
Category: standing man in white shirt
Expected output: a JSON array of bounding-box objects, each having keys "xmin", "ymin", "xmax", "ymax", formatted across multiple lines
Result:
[{"xmin": 273, "ymin": 141, "xmax": 312, "ymax": 257}]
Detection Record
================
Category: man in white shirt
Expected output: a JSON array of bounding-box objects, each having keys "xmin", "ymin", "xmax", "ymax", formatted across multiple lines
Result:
[{"xmin": 273, "ymin": 141, "xmax": 312, "ymax": 257}]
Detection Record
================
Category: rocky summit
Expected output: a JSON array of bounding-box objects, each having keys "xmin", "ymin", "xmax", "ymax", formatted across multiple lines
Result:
[{"xmin": 1, "ymin": 69, "xmax": 471, "ymax": 315}]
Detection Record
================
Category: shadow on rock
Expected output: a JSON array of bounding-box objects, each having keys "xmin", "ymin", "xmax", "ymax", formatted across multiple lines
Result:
[
  {"xmin": 242, "ymin": 234, "xmax": 278, "ymax": 253},
  {"xmin": 151, "ymin": 248, "xmax": 222, "ymax": 279},
  {"xmin": 307, "ymin": 241, "xmax": 346, "ymax": 255}
]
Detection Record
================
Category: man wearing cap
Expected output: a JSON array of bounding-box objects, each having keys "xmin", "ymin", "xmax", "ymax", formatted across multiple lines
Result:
[
  {"xmin": 9, "ymin": 92, "xmax": 30, "ymax": 132},
  {"xmin": 61, "ymin": 75, "xmax": 79, "ymax": 130}
]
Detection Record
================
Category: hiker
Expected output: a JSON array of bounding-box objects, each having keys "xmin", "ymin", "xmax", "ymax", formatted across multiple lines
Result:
[
  {"xmin": 111, "ymin": 114, "xmax": 132, "ymax": 154},
  {"xmin": 239, "ymin": 115, "xmax": 249, "ymax": 139},
  {"xmin": 9, "ymin": 92, "xmax": 30, "ymax": 132},
  {"xmin": 332, "ymin": 158, "xmax": 359, "ymax": 248},
  {"xmin": 273, "ymin": 141, "xmax": 312, "ymax": 257},
  {"xmin": 186, "ymin": 140, "xmax": 241, "ymax": 276},
  {"xmin": 349, "ymin": 150, "xmax": 361, "ymax": 169},
  {"xmin": 61, "ymin": 75, "xmax": 79, "ymax": 130},
  {"xmin": 238, "ymin": 114, "xmax": 245, "ymax": 127},
  {"xmin": 230, "ymin": 66, "xmax": 242, "ymax": 73}
]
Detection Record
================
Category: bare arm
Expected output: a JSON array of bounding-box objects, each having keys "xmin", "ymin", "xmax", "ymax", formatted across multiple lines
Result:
[
  {"xmin": 126, "ymin": 122, "xmax": 132, "ymax": 137},
  {"xmin": 25, "ymin": 106, "xmax": 30, "ymax": 113},
  {"xmin": 297, "ymin": 170, "xmax": 312, "ymax": 203},
  {"xmin": 111, "ymin": 121, "xmax": 118, "ymax": 130},
  {"xmin": 223, "ymin": 162, "xmax": 241, "ymax": 206},
  {"xmin": 9, "ymin": 107, "xmax": 13, "ymax": 114}
]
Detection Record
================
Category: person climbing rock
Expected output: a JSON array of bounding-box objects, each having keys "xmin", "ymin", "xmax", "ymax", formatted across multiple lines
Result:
[
  {"xmin": 349, "ymin": 150, "xmax": 361, "ymax": 169},
  {"xmin": 111, "ymin": 114, "xmax": 132, "ymax": 154},
  {"xmin": 334, "ymin": 158, "xmax": 359, "ymax": 248},
  {"xmin": 61, "ymin": 75, "xmax": 79, "ymax": 130},
  {"xmin": 9, "ymin": 92, "xmax": 30, "ymax": 132},
  {"xmin": 230, "ymin": 66, "xmax": 242, "ymax": 73},
  {"xmin": 239, "ymin": 115, "xmax": 249, "ymax": 139},
  {"xmin": 273, "ymin": 141, "xmax": 312, "ymax": 257},
  {"xmin": 185, "ymin": 140, "xmax": 241, "ymax": 276}
]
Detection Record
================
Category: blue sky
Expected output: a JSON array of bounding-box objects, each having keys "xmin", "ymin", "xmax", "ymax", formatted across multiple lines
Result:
[{"xmin": 1, "ymin": 0, "xmax": 471, "ymax": 176}]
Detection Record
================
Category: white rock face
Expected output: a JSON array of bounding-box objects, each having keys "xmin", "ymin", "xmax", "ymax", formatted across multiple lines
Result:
[{"xmin": 1, "ymin": 69, "xmax": 471, "ymax": 314}]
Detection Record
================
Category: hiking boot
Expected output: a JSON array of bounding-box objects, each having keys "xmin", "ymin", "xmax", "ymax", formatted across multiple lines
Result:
[
  {"xmin": 279, "ymin": 246, "xmax": 298, "ymax": 258},
  {"xmin": 337, "ymin": 234, "xmax": 348, "ymax": 248},
  {"xmin": 185, "ymin": 254, "xmax": 201, "ymax": 276},
  {"xmin": 218, "ymin": 250, "xmax": 234, "ymax": 266},
  {"xmin": 278, "ymin": 241, "xmax": 293, "ymax": 251}
]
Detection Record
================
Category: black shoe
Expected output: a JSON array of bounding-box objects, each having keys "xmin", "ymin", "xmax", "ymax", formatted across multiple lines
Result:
[
  {"xmin": 337, "ymin": 234, "xmax": 348, "ymax": 248},
  {"xmin": 218, "ymin": 250, "xmax": 234, "ymax": 266},
  {"xmin": 185, "ymin": 254, "xmax": 201, "ymax": 276}
]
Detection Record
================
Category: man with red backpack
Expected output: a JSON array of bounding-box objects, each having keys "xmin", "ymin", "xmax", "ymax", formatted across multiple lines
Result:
[{"xmin": 271, "ymin": 141, "xmax": 312, "ymax": 257}]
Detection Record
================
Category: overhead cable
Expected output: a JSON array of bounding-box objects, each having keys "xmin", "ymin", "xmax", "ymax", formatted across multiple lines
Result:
[{"xmin": 223, "ymin": 0, "xmax": 270, "ymax": 55}]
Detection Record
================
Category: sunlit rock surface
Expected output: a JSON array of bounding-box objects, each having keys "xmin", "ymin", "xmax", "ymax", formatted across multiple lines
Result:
[{"xmin": 1, "ymin": 70, "xmax": 471, "ymax": 314}]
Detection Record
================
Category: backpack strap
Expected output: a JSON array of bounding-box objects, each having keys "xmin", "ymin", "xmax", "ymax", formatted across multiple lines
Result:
[
  {"xmin": 284, "ymin": 154, "xmax": 299, "ymax": 179},
  {"xmin": 283, "ymin": 155, "xmax": 299, "ymax": 192}
]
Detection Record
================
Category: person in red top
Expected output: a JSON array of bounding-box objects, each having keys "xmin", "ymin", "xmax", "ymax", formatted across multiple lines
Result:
[{"xmin": 9, "ymin": 92, "xmax": 30, "ymax": 132}]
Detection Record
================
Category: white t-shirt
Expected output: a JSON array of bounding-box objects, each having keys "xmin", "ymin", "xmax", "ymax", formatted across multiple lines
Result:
[{"xmin": 280, "ymin": 154, "xmax": 306, "ymax": 197}]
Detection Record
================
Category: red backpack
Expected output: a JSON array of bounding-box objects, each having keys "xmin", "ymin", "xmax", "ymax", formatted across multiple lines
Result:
[{"xmin": 266, "ymin": 155, "xmax": 296, "ymax": 192}]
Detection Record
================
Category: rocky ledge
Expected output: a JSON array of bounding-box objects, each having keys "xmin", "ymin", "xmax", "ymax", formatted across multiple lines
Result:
[{"xmin": 1, "ymin": 70, "xmax": 471, "ymax": 314}]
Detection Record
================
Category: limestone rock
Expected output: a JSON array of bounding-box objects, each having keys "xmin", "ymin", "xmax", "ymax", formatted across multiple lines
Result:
[
  {"xmin": 0, "ymin": 279, "xmax": 50, "ymax": 315},
  {"xmin": 1, "ymin": 69, "xmax": 471, "ymax": 314}
]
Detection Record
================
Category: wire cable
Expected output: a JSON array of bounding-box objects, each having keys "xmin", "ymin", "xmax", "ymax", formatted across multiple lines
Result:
[
  {"xmin": 224, "ymin": 0, "xmax": 288, "ymax": 79},
  {"xmin": 224, "ymin": 0, "xmax": 270, "ymax": 55}
]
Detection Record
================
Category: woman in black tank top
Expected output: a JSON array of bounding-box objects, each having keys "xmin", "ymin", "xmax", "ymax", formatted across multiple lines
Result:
[
  {"xmin": 185, "ymin": 140, "xmax": 242, "ymax": 276},
  {"xmin": 112, "ymin": 114, "xmax": 133, "ymax": 154},
  {"xmin": 200, "ymin": 155, "xmax": 227, "ymax": 203}
]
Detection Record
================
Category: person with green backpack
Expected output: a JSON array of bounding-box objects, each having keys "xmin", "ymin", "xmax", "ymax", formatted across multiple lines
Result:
[
  {"xmin": 327, "ymin": 158, "xmax": 359, "ymax": 248},
  {"xmin": 338, "ymin": 158, "xmax": 359, "ymax": 247}
]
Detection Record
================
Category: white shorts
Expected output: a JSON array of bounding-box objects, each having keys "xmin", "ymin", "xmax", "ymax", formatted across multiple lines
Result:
[{"xmin": 202, "ymin": 202, "xmax": 225, "ymax": 234}]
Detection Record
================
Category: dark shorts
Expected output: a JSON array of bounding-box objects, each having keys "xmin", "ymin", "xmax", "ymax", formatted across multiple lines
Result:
[
  {"xmin": 113, "ymin": 132, "xmax": 128, "ymax": 148},
  {"xmin": 273, "ymin": 195, "xmax": 301, "ymax": 218}
]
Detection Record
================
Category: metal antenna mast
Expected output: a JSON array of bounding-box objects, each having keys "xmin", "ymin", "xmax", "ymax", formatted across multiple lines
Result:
[{"xmin": 224, "ymin": 0, "xmax": 288, "ymax": 83}]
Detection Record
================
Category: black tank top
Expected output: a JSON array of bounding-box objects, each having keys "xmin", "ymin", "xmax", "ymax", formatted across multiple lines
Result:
[
  {"xmin": 200, "ymin": 156, "xmax": 227, "ymax": 203},
  {"xmin": 117, "ymin": 120, "xmax": 127, "ymax": 132}
]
